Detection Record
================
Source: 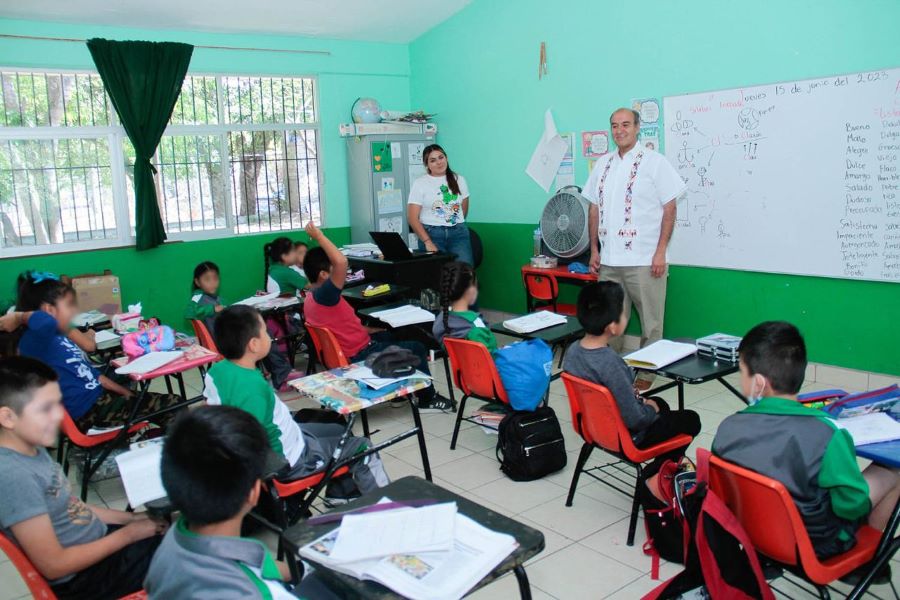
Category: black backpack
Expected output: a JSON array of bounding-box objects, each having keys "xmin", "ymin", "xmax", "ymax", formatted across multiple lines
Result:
[
  {"xmin": 496, "ymin": 406, "xmax": 567, "ymax": 481},
  {"xmin": 640, "ymin": 459, "xmax": 692, "ymax": 579}
]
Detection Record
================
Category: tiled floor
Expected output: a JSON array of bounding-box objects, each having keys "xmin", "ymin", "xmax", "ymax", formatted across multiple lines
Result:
[{"xmin": 1, "ymin": 354, "xmax": 898, "ymax": 600}]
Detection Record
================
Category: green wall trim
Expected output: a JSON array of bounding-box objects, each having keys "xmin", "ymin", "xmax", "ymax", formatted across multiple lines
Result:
[{"xmin": 0, "ymin": 227, "xmax": 350, "ymax": 329}]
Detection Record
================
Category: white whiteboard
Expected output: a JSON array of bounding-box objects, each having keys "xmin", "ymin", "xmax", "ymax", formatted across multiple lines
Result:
[{"xmin": 663, "ymin": 67, "xmax": 900, "ymax": 282}]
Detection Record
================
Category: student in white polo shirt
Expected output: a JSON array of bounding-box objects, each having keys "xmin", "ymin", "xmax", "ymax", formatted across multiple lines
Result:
[{"xmin": 583, "ymin": 107, "xmax": 685, "ymax": 363}]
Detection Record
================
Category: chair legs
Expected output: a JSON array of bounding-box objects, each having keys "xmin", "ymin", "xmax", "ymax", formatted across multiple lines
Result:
[
  {"xmin": 627, "ymin": 464, "xmax": 642, "ymax": 546},
  {"xmin": 450, "ymin": 395, "xmax": 470, "ymax": 450},
  {"xmin": 566, "ymin": 443, "xmax": 594, "ymax": 507}
]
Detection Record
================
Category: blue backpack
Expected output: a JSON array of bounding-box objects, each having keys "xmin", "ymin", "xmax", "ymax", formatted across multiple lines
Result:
[{"xmin": 494, "ymin": 339, "xmax": 553, "ymax": 411}]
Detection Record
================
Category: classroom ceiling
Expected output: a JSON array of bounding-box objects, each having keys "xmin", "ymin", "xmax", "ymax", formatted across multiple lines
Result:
[{"xmin": 0, "ymin": 0, "xmax": 472, "ymax": 43}]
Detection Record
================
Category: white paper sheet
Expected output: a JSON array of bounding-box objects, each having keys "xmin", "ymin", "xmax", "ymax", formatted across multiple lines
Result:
[
  {"xmin": 379, "ymin": 216, "xmax": 403, "ymax": 233},
  {"xmin": 836, "ymin": 413, "xmax": 900, "ymax": 446},
  {"xmin": 502, "ymin": 311, "xmax": 568, "ymax": 334},
  {"xmin": 236, "ymin": 292, "xmax": 279, "ymax": 306},
  {"xmin": 114, "ymin": 351, "xmax": 184, "ymax": 375},
  {"xmin": 526, "ymin": 109, "xmax": 569, "ymax": 192},
  {"xmin": 623, "ymin": 340, "xmax": 697, "ymax": 370},
  {"xmin": 343, "ymin": 365, "xmax": 431, "ymax": 390},
  {"xmin": 94, "ymin": 329, "xmax": 121, "ymax": 344},
  {"xmin": 408, "ymin": 143, "xmax": 425, "ymax": 164},
  {"xmin": 408, "ymin": 163, "xmax": 426, "ymax": 184},
  {"xmin": 369, "ymin": 304, "xmax": 436, "ymax": 327},
  {"xmin": 329, "ymin": 503, "xmax": 457, "ymax": 563},
  {"xmin": 377, "ymin": 189, "xmax": 404, "ymax": 214},
  {"xmin": 114, "ymin": 443, "xmax": 166, "ymax": 507}
]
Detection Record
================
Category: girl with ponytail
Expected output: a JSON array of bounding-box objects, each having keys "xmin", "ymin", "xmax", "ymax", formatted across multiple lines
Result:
[
  {"xmin": 432, "ymin": 261, "xmax": 497, "ymax": 352},
  {"xmin": 264, "ymin": 237, "xmax": 308, "ymax": 295}
]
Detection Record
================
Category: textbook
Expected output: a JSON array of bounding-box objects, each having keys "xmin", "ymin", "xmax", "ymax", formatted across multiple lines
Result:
[
  {"xmin": 300, "ymin": 506, "xmax": 517, "ymax": 600},
  {"xmin": 114, "ymin": 440, "xmax": 166, "ymax": 507},
  {"xmin": 370, "ymin": 304, "xmax": 436, "ymax": 328},
  {"xmin": 502, "ymin": 311, "xmax": 567, "ymax": 334},
  {"xmin": 623, "ymin": 340, "xmax": 697, "ymax": 370}
]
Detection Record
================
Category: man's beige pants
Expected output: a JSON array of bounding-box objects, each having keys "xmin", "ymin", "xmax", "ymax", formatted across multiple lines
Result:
[{"xmin": 599, "ymin": 265, "xmax": 667, "ymax": 354}]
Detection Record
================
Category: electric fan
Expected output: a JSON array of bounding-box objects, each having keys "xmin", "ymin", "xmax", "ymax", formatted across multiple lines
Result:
[{"xmin": 540, "ymin": 185, "xmax": 591, "ymax": 263}]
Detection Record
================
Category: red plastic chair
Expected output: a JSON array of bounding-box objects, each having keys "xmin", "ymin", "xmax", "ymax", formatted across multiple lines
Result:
[
  {"xmin": 0, "ymin": 532, "xmax": 147, "ymax": 600},
  {"xmin": 561, "ymin": 372, "xmax": 693, "ymax": 546},
  {"xmin": 58, "ymin": 410, "xmax": 150, "ymax": 502},
  {"xmin": 522, "ymin": 272, "xmax": 576, "ymax": 316},
  {"xmin": 305, "ymin": 324, "xmax": 350, "ymax": 370},
  {"xmin": 708, "ymin": 454, "xmax": 900, "ymax": 598},
  {"xmin": 190, "ymin": 319, "xmax": 219, "ymax": 354},
  {"xmin": 443, "ymin": 337, "xmax": 510, "ymax": 450}
]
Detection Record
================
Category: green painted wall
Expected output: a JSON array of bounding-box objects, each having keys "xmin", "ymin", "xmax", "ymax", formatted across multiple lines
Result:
[
  {"xmin": 0, "ymin": 20, "xmax": 403, "ymax": 327},
  {"xmin": 412, "ymin": 0, "xmax": 900, "ymax": 375},
  {"xmin": 0, "ymin": 227, "xmax": 350, "ymax": 328}
]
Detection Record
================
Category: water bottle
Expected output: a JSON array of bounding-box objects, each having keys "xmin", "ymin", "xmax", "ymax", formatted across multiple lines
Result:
[{"xmin": 533, "ymin": 227, "xmax": 542, "ymax": 257}]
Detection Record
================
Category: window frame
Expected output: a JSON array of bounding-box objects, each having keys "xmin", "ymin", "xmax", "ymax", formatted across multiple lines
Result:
[{"xmin": 0, "ymin": 68, "xmax": 325, "ymax": 257}]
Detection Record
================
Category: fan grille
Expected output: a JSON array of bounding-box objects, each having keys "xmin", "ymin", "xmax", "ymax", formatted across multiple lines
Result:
[{"xmin": 541, "ymin": 189, "xmax": 589, "ymax": 258}]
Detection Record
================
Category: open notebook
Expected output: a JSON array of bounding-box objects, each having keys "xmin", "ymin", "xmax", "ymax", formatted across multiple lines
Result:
[
  {"xmin": 623, "ymin": 340, "xmax": 697, "ymax": 370},
  {"xmin": 114, "ymin": 441, "xmax": 166, "ymax": 507}
]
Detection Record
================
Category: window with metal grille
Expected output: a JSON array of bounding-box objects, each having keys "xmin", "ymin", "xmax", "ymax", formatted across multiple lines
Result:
[{"xmin": 1, "ymin": 69, "xmax": 322, "ymax": 255}]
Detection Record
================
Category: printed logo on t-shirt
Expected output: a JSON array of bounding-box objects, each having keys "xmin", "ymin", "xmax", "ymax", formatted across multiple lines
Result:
[
  {"xmin": 60, "ymin": 336, "xmax": 100, "ymax": 391},
  {"xmin": 48, "ymin": 465, "xmax": 94, "ymax": 526},
  {"xmin": 431, "ymin": 185, "xmax": 463, "ymax": 225}
]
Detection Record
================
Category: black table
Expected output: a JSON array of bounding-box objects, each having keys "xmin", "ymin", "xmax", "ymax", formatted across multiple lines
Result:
[
  {"xmin": 342, "ymin": 282, "xmax": 412, "ymax": 305},
  {"xmin": 281, "ymin": 476, "xmax": 545, "ymax": 599},
  {"xmin": 640, "ymin": 353, "xmax": 743, "ymax": 411},
  {"xmin": 490, "ymin": 315, "xmax": 585, "ymax": 370},
  {"xmin": 348, "ymin": 253, "xmax": 455, "ymax": 295}
]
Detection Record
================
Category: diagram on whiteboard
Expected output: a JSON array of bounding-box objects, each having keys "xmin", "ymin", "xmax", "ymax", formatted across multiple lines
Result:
[{"xmin": 664, "ymin": 67, "xmax": 900, "ymax": 283}]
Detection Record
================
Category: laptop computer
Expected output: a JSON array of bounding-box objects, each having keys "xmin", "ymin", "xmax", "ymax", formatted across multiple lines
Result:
[{"xmin": 369, "ymin": 231, "xmax": 432, "ymax": 261}]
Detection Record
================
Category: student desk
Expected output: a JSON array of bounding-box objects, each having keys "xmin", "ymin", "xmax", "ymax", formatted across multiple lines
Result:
[
  {"xmin": 281, "ymin": 476, "xmax": 545, "ymax": 600},
  {"xmin": 640, "ymin": 354, "xmax": 743, "ymax": 411},
  {"xmin": 490, "ymin": 315, "xmax": 585, "ymax": 371},
  {"xmin": 111, "ymin": 344, "xmax": 220, "ymax": 405},
  {"xmin": 289, "ymin": 364, "xmax": 433, "ymax": 481},
  {"xmin": 342, "ymin": 282, "xmax": 412, "ymax": 305},
  {"xmin": 348, "ymin": 252, "xmax": 455, "ymax": 295}
]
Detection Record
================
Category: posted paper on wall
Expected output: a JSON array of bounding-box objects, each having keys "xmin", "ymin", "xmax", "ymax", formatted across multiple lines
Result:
[
  {"xmin": 582, "ymin": 130, "xmax": 609, "ymax": 158},
  {"xmin": 378, "ymin": 216, "xmax": 403, "ymax": 232},
  {"xmin": 377, "ymin": 189, "xmax": 403, "ymax": 214},
  {"xmin": 555, "ymin": 132, "xmax": 576, "ymax": 189},
  {"xmin": 526, "ymin": 109, "xmax": 568, "ymax": 192}
]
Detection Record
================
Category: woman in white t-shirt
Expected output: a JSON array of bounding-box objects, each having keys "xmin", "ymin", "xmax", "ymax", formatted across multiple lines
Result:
[{"xmin": 407, "ymin": 144, "xmax": 473, "ymax": 265}]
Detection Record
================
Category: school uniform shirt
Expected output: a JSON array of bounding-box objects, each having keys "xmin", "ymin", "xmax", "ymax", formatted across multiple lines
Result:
[
  {"xmin": 712, "ymin": 397, "xmax": 870, "ymax": 557},
  {"xmin": 267, "ymin": 263, "xmax": 307, "ymax": 296},
  {"xmin": 18, "ymin": 310, "xmax": 102, "ymax": 419},
  {"xmin": 432, "ymin": 310, "xmax": 498, "ymax": 353},
  {"xmin": 185, "ymin": 290, "xmax": 222, "ymax": 335},
  {"xmin": 0, "ymin": 448, "xmax": 106, "ymax": 584},
  {"xmin": 302, "ymin": 280, "xmax": 371, "ymax": 358},
  {"xmin": 562, "ymin": 343, "xmax": 658, "ymax": 441},
  {"xmin": 204, "ymin": 360, "xmax": 305, "ymax": 468},
  {"xmin": 582, "ymin": 146, "xmax": 685, "ymax": 267},
  {"xmin": 145, "ymin": 517, "xmax": 295, "ymax": 600},
  {"xmin": 408, "ymin": 174, "xmax": 470, "ymax": 227}
]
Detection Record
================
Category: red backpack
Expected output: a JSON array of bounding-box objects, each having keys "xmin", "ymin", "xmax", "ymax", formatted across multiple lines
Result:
[{"xmin": 643, "ymin": 449, "xmax": 774, "ymax": 600}]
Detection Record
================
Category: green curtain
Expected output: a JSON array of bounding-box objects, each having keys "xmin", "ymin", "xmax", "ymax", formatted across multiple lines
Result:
[{"xmin": 87, "ymin": 38, "xmax": 193, "ymax": 250}]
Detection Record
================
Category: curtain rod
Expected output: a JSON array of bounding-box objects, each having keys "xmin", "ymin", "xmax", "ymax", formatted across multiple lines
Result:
[{"xmin": 0, "ymin": 33, "xmax": 332, "ymax": 56}]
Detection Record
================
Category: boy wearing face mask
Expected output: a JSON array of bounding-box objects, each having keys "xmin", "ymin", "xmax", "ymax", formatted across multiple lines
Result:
[{"xmin": 713, "ymin": 321, "xmax": 900, "ymax": 561}]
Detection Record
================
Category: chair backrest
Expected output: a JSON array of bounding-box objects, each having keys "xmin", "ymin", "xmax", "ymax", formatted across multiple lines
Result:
[
  {"xmin": 523, "ymin": 272, "xmax": 559, "ymax": 303},
  {"xmin": 190, "ymin": 319, "xmax": 219, "ymax": 354},
  {"xmin": 708, "ymin": 454, "xmax": 814, "ymax": 567},
  {"xmin": 305, "ymin": 324, "xmax": 349, "ymax": 370},
  {"xmin": 443, "ymin": 337, "xmax": 508, "ymax": 403},
  {"xmin": 0, "ymin": 532, "xmax": 56, "ymax": 599},
  {"xmin": 561, "ymin": 372, "xmax": 632, "ymax": 455}
]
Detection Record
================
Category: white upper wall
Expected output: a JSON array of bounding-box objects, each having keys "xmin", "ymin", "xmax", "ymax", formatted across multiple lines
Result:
[{"xmin": 0, "ymin": 0, "xmax": 471, "ymax": 43}]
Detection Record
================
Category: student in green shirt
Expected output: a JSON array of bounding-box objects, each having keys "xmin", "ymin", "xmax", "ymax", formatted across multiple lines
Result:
[
  {"xmin": 433, "ymin": 261, "xmax": 498, "ymax": 352},
  {"xmin": 264, "ymin": 237, "xmax": 308, "ymax": 296}
]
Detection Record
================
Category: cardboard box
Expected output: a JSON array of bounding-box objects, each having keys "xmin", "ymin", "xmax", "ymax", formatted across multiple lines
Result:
[{"xmin": 71, "ymin": 274, "xmax": 122, "ymax": 315}]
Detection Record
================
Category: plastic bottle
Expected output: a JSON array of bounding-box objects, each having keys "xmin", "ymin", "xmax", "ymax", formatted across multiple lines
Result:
[{"xmin": 533, "ymin": 227, "xmax": 542, "ymax": 257}]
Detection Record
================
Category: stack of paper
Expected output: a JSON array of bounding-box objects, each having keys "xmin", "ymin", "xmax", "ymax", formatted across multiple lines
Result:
[
  {"xmin": 624, "ymin": 340, "xmax": 697, "ymax": 370},
  {"xmin": 235, "ymin": 292, "xmax": 279, "ymax": 307},
  {"xmin": 114, "ymin": 442, "xmax": 166, "ymax": 507},
  {"xmin": 72, "ymin": 310, "xmax": 110, "ymax": 328},
  {"xmin": 502, "ymin": 311, "xmax": 567, "ymax": 334},
  {"xmin": 370, "ymin": 304, "xmax": 436, "ymax": 328},
  {"xmin": 300, "ymin": 500, "xmax": 518, "ymax": 600},
  {"xmin": 836, "ymin": 413, "xmax": 900, "ymax": 446},
  {"xmin": 94, "ymin": 329, "xmax": 121, "ymax": 346},
  {"xmin": 343, "ymin": 365, "xmax": 431, "ymax": 390},
  {"xmin": 114, "ymin": 351, "xmax": 184, "ymax": 375}
]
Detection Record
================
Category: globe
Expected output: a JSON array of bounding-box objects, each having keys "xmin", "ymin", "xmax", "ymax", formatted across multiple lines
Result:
[{"xmin": 351, "ymin": 97, "xmax": 383, "ymax": 124}]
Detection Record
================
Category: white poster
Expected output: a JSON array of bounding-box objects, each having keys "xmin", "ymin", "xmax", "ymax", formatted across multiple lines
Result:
[
  {"xmin": 390, "ymin": 142, "xmax": 401, "ymax": 159},
  {"xmin": 525, "ymin": 109, "xmax": 568, "ymax": 192},
  {"xmin": 555, "ymin": 132, "xmax": 576, "ymax": 189},
  {"xmin": 408, "ymin": 163, "xmax": 426, "ymax": 184},
  {"xmin": 408, "ymin": 142, "xmax": 425, "ymax": 164},
  {"xmin": 381, "ymin": 177, "xmax": 395, "ymax": 190},
  {"xmin": 378, "ymin": 216, "xmax": 403, "ymax": 232},
  {"xmin": 376, "ymin": 189, "xmax": 403, "ymax": 214}
]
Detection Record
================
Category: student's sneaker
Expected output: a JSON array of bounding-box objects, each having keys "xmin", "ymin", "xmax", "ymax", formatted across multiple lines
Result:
[
  {"xmin": 417, "ymin": 394, "xmax": 456, "ymax": 413},
  {"xmin": 323, "ymin": 479, "xmax": 362, "ymax": 507},
  {"xmin": 839, "ymin": 561, "xmax": 892, "ymax": 586}
]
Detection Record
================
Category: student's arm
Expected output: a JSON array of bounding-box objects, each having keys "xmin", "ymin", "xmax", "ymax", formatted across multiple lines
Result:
[
  {"xmin": 462, "ymin": 196, "xmax": 470, "ymax": 218},
  {"xmin": 607, "ymin": 363, "xmax": 657, "ymax": 431},
  {"xmin": 68, "ymin": 328, "xmax": 97, "ymax": 353},
  {"xmin": 88, "ymin": 504, "xmax": 150, "ymax": 525},
  {"xmin": 305, "ymin": 222, "xmax": 348, "ymax": 289},
  {"xmin": 651, "ymin": 201, "xmax": 676, "ymax": 278},
  {"xmin": 184, "ymin": 296, "xmax": 220, "ymax": 321},
  {"xmin": 820, "ymin": 429, "xmax": 872, "ymax": 521},
  {"xmin": 467, "ymin": 327, "xmax": 498, "ymax": 353},
  {"xmin": 99, "ymin": 374, "xmax": 133, "ymax": 398},
  {"xmin": 10, "ymin": 514, "xmax": 160, "ymax": 581},
  {"xmin": 0, "ymin": 310, "xmax": 33, "ymax": 332}
]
